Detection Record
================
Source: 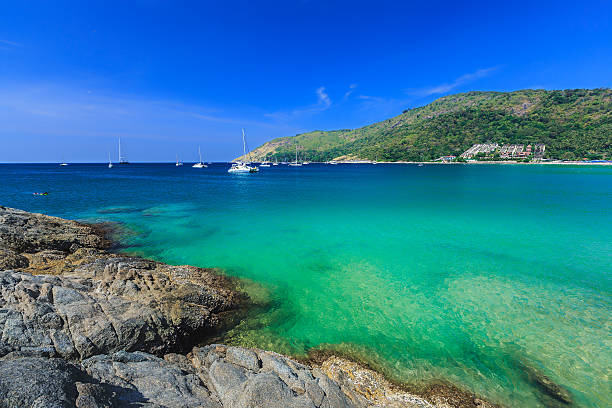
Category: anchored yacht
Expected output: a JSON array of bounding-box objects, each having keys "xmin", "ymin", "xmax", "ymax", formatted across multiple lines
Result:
[{"xmin": 228, "ymin": 129, "xmax": 258, "ymax": 173}]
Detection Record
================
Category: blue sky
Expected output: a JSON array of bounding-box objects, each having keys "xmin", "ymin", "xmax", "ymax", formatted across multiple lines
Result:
[{"xmin": 1, "ymin": 0, "xmax": 611, "ymax": 162}]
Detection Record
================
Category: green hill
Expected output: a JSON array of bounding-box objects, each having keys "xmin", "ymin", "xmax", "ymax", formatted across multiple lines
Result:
[{"xmin": 241, "ymin": 89, "xmax": 611, "ymax": 162}]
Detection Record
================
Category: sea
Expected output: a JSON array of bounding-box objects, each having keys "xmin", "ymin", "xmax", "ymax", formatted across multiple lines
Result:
[{"xmin": 1, "ymin": 162, "xmax": 610, "ymax": 407}]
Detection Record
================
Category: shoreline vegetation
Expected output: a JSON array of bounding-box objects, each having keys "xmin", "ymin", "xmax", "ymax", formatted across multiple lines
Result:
[{"xmin": 0, "ymin": 206, "xmax": 516, "ymax": 408}]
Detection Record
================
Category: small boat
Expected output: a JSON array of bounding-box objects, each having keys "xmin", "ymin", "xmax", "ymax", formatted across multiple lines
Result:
[
  {"xmin": 418, "ymin": 163, "xmax": 424, "ymax": 167},
  {"xmin": 59, "ymin": 162, "xmax": 68, "ymax": 166},
  {"xmin": 302, "ymin": 161, "xmax": 310, "ymax": 165},
  {"xmin": 228, "ymin": 161, "xmax": 259, "ymax": 173},
  {"xmin": 192, "ymin": 146, "xmax": 207, "ymax": 168},
  {"xmin": 108, "ymin": 152, "xmax": 113, "ymax": 168},
  {"xmin": 33, "ymin": 192, "xmax": 49, "ymax": 196},
  {"xmin": 260, "ymin": 158, "xmax": 271, "ymax": 167},
  {"xmin": 272, "ymin": 158, "xmax": 279, "ymax": 166},
  {"xmin": 327, "ymin": 160, "xmax": 338, "ymax": 165},
  {"xmin": 228, "ymin": 129, "xmax": 258, "ymax": 173},
  {"xmin": 176, "ymin": 154, "xmax": 183, "ymax": 166},
  {"xmin": 289, "ymin": 144, "xmax": 302, "ymax": 166}
]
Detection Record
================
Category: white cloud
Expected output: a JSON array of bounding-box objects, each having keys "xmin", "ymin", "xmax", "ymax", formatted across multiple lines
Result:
[
  {"xmin": 316, "ymin": 86, "xmax": 331, "ymax": 108},
  {"xmin": 0, "ymin": 39, "xmax": 20, "ymax": 46},
  {"xmin": 265, "ymin": 86, "xmax": 332, "ymax": 122},
  {"xmin": 343, "ymin": 84, "xmax": 358, "ymax": 100},
  {"xmin": 0, "ymin": 39, "xmax": 21, "ymax": 51},
  {"xmin": 413, "ymin": 67, "xmax": 499, "ymax": 97}
]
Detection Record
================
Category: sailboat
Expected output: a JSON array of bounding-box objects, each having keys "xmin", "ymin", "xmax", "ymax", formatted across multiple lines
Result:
[
  {"xmin": 289, "ymin": 143, "xmax": 302, "ymax": 166},
  {"xmin": 176, "ymin": 154, "xmax": 183, "ymax": 166},
  {"xmin": 192, "ymin": 146, "xmax": 207, "ymax": 168},
  {"xmin": 118, "ymin": 137, "xmax": 129, "ymax": 164},
  {"xmin": 260, "ymin": 156, "xmax": 271, "ymax": 167},
  {"xmin": 108, "ymin": 152, "xmax": 113, "ymax": 168},
  {"xmin": 272, "ymin": 158, "xmax": 279, "ymax": 166},
  {"xmin": 228, "ymin": 129, "xmax": 258, "ymax": 173},
  {"xmin": 59, "ymin": 156, "xmax": 68, "ymax": 166}
]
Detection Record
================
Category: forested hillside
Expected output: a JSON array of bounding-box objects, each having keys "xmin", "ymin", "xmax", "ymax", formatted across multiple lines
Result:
[{"xmin": 241, "ymin": 89, "xmax": 611, "ymax": 162}]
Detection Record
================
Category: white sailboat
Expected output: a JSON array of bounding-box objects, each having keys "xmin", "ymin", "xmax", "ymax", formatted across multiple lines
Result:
[
  {"xmin": 192, "ymin": 146, "xmax": 207, "ymax": 168},
  {"xmin": 260, "ymin": 156, "xmax": 271, "ymax": 167},
  {"xmin": 176, "ymin": 154, "xmax": 183, "ymax": 166},
  {"xmin": 272, "ymin": 158, "xmax": 279, "ymax": 166},
  {"xmin": 289, "ymin": 143, "xmax": 302, "ymax": 166},
  {"xmin": 228, "ymin": 129, "xmax": 258, "ymax": 173},
  {"xmin": 108, "ymin": 152, "xmax": 113, "ymax": 168}
]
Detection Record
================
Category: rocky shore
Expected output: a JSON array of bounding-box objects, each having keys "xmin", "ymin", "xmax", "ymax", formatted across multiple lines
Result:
[{"xmin": 0, "ymin": 206, "xmax": 500, "ymax": 408}]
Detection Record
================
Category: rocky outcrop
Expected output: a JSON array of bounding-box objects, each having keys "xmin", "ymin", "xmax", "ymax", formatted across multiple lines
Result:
[
  {"xmin": 0, "ymin": 267, "xmax": 242, "ymax": 360},
  {"xmin": 0, "ymin": 345, "xmax": 363, "ymax": 408},
  {"xmin": 0, "ymin": 206, "xmax": 499, "ymax": 408},
  {"xmin": 0, "ymin": 206, "xmax": 246, "ymax": 359},
  {"xmin": 0, "ymin": 207, "xmax": 109, "ymax": 255}
]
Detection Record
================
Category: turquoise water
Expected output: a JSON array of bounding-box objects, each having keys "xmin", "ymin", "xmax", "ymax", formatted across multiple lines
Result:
[{"xmin": 1, "ymin": 163, "xmax": 610, "ymax": 407}]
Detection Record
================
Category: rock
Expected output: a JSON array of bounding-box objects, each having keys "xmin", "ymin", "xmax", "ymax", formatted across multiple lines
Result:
[
  {"xmin": 225, "ymin": 346, "xmax": 261, "ymax": 371},
  {"xmin": 82, "ymin": 351, "xmax": 220, "ymax": 408},
  {"xmin": 0, "ymin": 206, "xmax": 108, "ymax": 254},
  {"xmin": 0, "ymin": 356, "xmax": 93, "ymax": 408},
  {"xmin": 0, "ymin": 206, "xmax": 247, "ymax": 360},
  {"xmin": 0, "ymin": 267, "xmax": 244, "ymax": 360},
  {"xmin": 519, "ymin": 361, "xmax": 572, "ymax": 406},
  {"xmin": 0, "ymin": 249, "xmax": 28, "ymax": 269},
  {"xmin": 191, "ymin": 345, "xmax": 359, "ymax": 408}
]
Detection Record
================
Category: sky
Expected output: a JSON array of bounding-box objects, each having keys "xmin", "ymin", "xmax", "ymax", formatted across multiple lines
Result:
[{"xmin": 1, "ymin": 0, "xmax": 611, "ymax": 162}]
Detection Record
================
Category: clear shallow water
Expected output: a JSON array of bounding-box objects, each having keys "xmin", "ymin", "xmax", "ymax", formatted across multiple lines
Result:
[{"xmin": 1, "ymin": 163, "xmax": 610, "ymax": 407}]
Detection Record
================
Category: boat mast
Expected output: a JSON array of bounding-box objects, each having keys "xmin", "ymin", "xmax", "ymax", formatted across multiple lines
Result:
[
  {"xmin": 241, "ymin": 129, "xmax": 247, "ymax": 161},
  {"xmin": 118, "ymin": 137, "xmax": 121, "ymax": 163},
  {"xmin": 242, "ymin": 128, "xmax": 253, "ymax": 163},
  {"xmin": 198, "ymin": 146, "xmax": 202, "ymax": 163}
]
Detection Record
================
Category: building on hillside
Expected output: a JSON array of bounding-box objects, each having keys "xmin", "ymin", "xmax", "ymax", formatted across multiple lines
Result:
[
  {"xmin": 460, "ymin": 143, "xmax": 499, "ymax": 159},
  {"xmin": 458, "ymin": 143, "xmax": 546, "ymax": 160},
  {"xmin": 500, "ymin": 144, "xmax": 525, "ymax": 158},
  {"xmin": 435, "ymin": 155, "xmax": 457, "ymax": 163}
]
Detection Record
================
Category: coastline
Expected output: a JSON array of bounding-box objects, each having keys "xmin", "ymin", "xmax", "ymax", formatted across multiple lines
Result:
[
  {"xmin": 329, "ymin": 160, "xmax": 612, "ymax": 165},
  {"xmin": 1, "ymin": 206, "xmax": 573, "ymax": 407}
]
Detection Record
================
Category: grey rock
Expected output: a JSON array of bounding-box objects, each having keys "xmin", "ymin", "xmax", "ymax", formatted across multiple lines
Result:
[
  {"xmin": 0, "ymin": 207, "xmax": 246, "ymax": 360},
  {"xmin": 0, "ymin": 206, "xmax": 108, "ymax": 254},
  {"xmin": 192, "ymin": 345, "xmax": 359, "ymax": 408},
  {"xmin": 225, "ymin": 346, "xmax": 260, "ymax": 371},
  {"xmin": 0, "ymin": 356, "xmax": 83, "ymax": 408},
  {"xmin": 0, "ymin": 249, "xmax": 28, "ymax": 270},
  {"xmin": 82, "ymin": 351, "xmax": 220, "ymax": 408}
]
